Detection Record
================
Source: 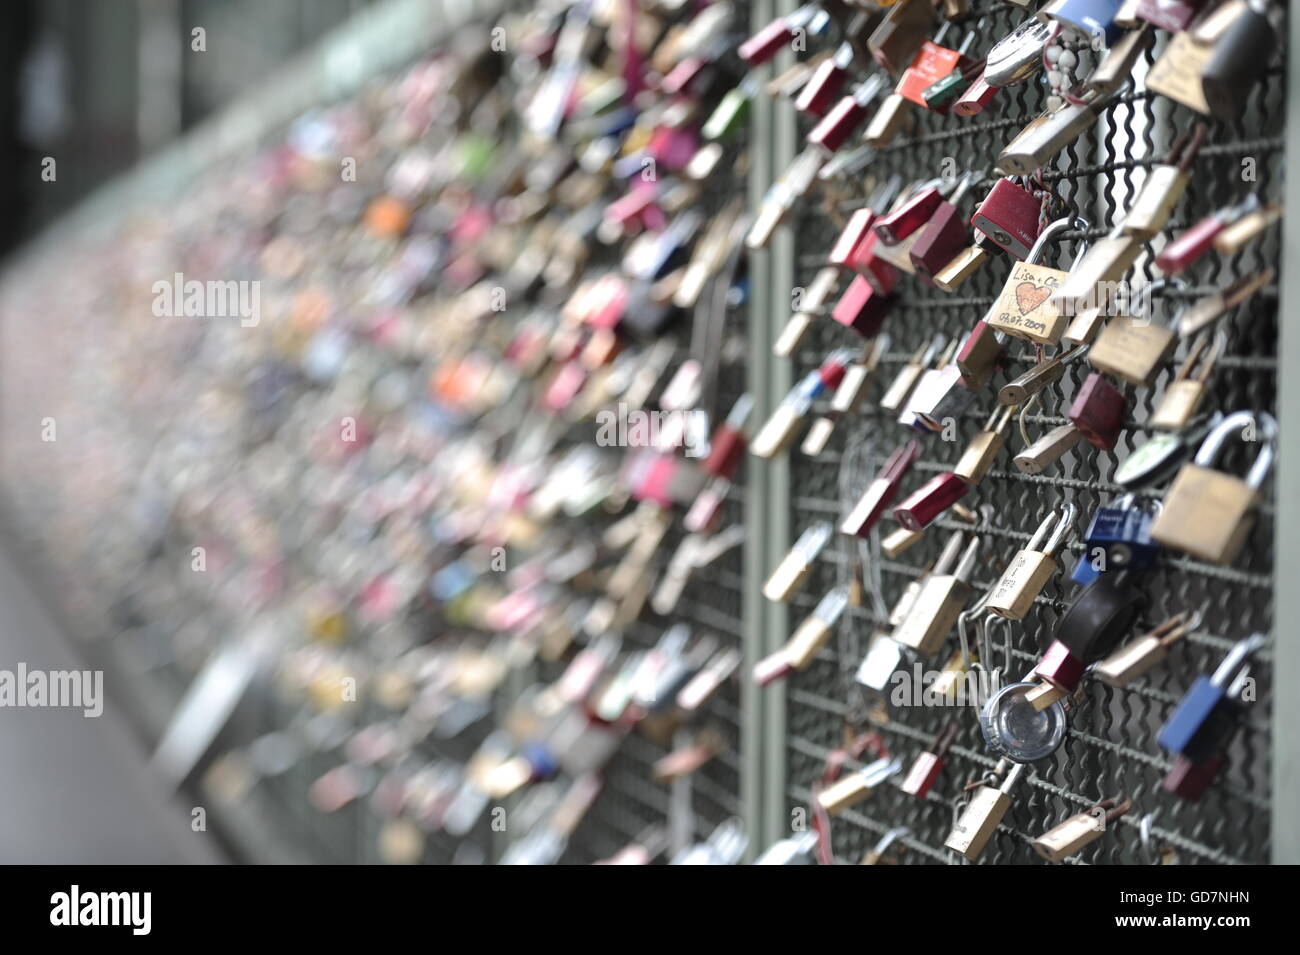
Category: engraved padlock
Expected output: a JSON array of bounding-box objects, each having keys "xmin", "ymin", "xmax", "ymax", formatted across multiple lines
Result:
[
  {"xmin": 1087, "ymin": 299, "xmax": 1179, "ymax": 388},
  {"xmin": 986, "ymin": 503, "xmax": 1076, "ymax": 619},
  {"xmin": 1149, "ymin": 410, "xmax": 1276, "ymax": 564},
  {"xmin": 985, "ymin": 216, "xmax": 1090, "ymax": 346}
]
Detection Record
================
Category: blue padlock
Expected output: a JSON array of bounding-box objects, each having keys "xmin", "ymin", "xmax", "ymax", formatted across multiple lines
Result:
[
  {"xmin": 1038, "ymin": 0, "xmax": 1125, "ymax": 46},
  {"xmin": 1158, "ymin": 633, "xmax": 1267, "ymax": 762},
  {"xmin": 1070, "ymin": 494, "xmax": 1161, "ymax": 585}
]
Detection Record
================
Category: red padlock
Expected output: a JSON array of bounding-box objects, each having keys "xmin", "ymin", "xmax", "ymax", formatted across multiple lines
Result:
[
  {"xmin": 874, "ymin": 183, "xmax": 947, "ymax": 245},
  {"xmin": 952, "ymin": 72, "xmax": 998, "ymax": 116},
  {"xmin": 970, "ymin": 177, "xmax": 1042, "ymax": 260},
  {"xmin": 1162, "ymin": 752, "xmax": 1226, "ymax": 802},
  {"xmin": 893, "ymin": 471, "xmax": 971, "ymax": 531},
  {"xmin": 796, "ymin": 43, "xmax": 853, "ymax": 116},
  {"xmin": 807, "ymin": 76, "xmax": 888, "ymax": 155},
  {"xmin": 840, "ymin": 440, "xmax": 921, "ymax": 537},
  {"xmin": 831, "ymin": 275, "xmax": 892, "ymax": 338},
  {"xmin": 703, "ymin": 394, "xmax": 753, "ymax": 480},
  {"xmin": 910, "ymin": 174, "xmax": 979, "ymax": 278},
  {"xmin": 829, "ymin": 208, "xmax": 878, "ymax": 271},
  {"xmin": 899, "ymin": 723, "xmax": 959, "ymax": 799},
  {"xmin": 1069, "ymin": 372, "xmax": 1127, "ymax": 451},
  {"xmin": 1033, "ymin": 639, "xmax": 1088, "ymax": 695}
]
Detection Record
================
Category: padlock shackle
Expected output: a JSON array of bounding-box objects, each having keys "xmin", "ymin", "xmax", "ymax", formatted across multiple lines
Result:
[
  {"xmin": 1024, "ymin": 215, "xmax": 1090, "ymax": 266},
  {"xmin": 953, "ymin": 535, "xmax": 981, "ymax": 582},
  {"xmin": 933, "ymin": 530, "xmax": 967, "ymax": 575},
  {"xmin": 1193, "ymin": 409, "xmax": 1278, "ymax": 489},
  {"xmin": 1210, "ymin": 632, "xmax": 1268, "ymax": 688}
]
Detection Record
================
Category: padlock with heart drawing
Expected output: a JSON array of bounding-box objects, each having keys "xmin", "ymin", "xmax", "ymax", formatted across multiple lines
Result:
[{"xmin": 985, "ymin": 216, "xmax": 1090, "ymax": 346}]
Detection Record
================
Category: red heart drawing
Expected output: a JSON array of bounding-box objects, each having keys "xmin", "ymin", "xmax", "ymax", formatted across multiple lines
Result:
[{"xmin": 1015, "ymin": 282, "xmax": 1052, "ymax": 314}]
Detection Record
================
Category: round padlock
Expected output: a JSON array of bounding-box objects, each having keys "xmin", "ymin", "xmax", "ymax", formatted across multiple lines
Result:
[{"xmin": 979, "ymin": 680, "xmax": 1067, "ymax": 763}]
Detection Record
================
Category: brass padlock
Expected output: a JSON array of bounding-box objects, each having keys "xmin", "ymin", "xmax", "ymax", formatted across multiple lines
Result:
[
  {"xmin": 985, "ymin": 217, "xmax": 1090, "ymax": 346},
  {"xmin": 785, "ymin": 587, "xmax": 852, "ymax": 669},
  {"xmin": 998, "ymin": 99, "xmax": 1105, "ymax": 177},
  {"xmin": 1082, "ymin": 23, "xmax": 1153, "ymax": 99},
  {"xmin": 1145, "ymin": 0, "xmax": 1250, "ymax": 117},
  {"xmin": 933, "ymin": 242, "xmax": 990, "ymax": 292},
  {"xmin": 882, "ymin": 524, "xmax": 925, "ymax": 558},
  {"xmin": 945, "ymin": 762, "xmax": 1027, "ymax": 860},
  {"xmin": 998, "ymin": 343, "xmax": 1089, "ymax": 406},
  {"xmin": 1048, "ymin": 224, "xmax": 1144, "ymax": 318},
  {"xmin": 868, "ymin": 0, "xmax": 939, "ymax": 73},
  {"xmin": 890, "ymin": 532, "xmax": 964, "ymax": 625},
  {"xmin": 954, "ymin": 405, "xmax": 1016, "ymax": 484},
  {"xmin": 1096, "ymin": 609, "xmax": 1201, "ymax": 687},
  {"xmin": 1061, "ymin": 303, "xmax": 1107, "ymax": 345},
  {"xmin": 762, "ymin": 522, "xmax": 834, "ymax": 602},
  {"xmin": 816, "ymin": 756, "xmax": 904, "ymax": 815},
  {"xmin": 1150, "ymin": 332, "xmax": 1224, "ymax": 431},
  {"xmin": 893, "ymin": 534, "xmax": 980, "ymax": 657},
  {"xmin": 1150, "ymin": 410, "xmax": 1276, "ymax": 564},
  {"xmin": 1121, "ymin": 124, "xmax": 1207, "ymax": 240},
  {"xmin": 1032, "ymin": 798, "xmax": 1133, "ymax": 862},
  {"xmin": 1088, "ymin": 305, "xmax": 1178, "ymax": 388},
  {"xmin": 986, "ymin": 504, "xmax": 1076, "ymax": 619},
  {"xmin": 863, "ymin": 92, "xmax": 913, "ymax": 147},
  {"xmin": 1014, "ymin": 421, "xmax": 1084, "ymax": 475}
]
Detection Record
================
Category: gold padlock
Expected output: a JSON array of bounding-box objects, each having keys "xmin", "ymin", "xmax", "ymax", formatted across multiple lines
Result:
[
  {"xmin": 882, "ymin": 525, "xmax": 925, "ymax": 558},
  {"xmin": 763, "ymin": 522, "xmax": 834, "ymax": 602},
  {"xmin": 1095, "ymin": 610, "xmax": 1201, "ymax": 687},
  {"xmin": 879, "ymin": 336, "xmax": 945, "ymax": 412},
  {"xmin": 986, "ymin": 504, "xmax": 1076, "ymax": 619},
  {"xmin": 1032, "ymin": 798, "xmax": 1132, "ymax": 863},
  {"xmin": 1121, "ymin": 124, "xmax": 1206, "ymax": 240},
  {"xmin": 1088, "ymin": 313, "xmax": 1177, "ymax": 388},
  {"xmin": 933, "ymin": 243, "xmax": 990, "ymax": 293},
  {"xmin": 889, "ymin": 533, "xmax": 964, "ymax": 625},
  {"xmin": 1061, "ymin": 304, "xmax": 1107, "ymax": 345},
  {"xmin": 1082, "ymin": 23, "xmax": 1153, "ymax": 99},
  {"xmin": 816, "ymin": 756, "xmax": 904, "ymax": 815},
  {"xmin": 1150, "ymin": 410, "xmax": 1276, "ymax": 564},
  {"xmin": 1214, "ymin": 202, "xmax": 1282, "ymax": 254},
  {"xmin": 954, "ymin": 405, "xmax": 1016, "ymax": 484},
  {"xmin": 985, "ymin": 217, "xmax": 1090, "ymax": 346},
  {"xmin": 863, "ymin": 93, "xmax": 913, "ymax": 147},
  {"xmin": 1146, "ymin": 0, "xmax": 1249, "ymax": 116},
  {"xmin": 945, "ymin": 762, "xmax": 1026, "ymax": 860},
  {"xmin": 1049, "ymin": 225, "xmax": 1143, "ymax": 318},
  {"xmin": 1150, "ymin": 332, "xmax": 1224, "ymax": 431},
  {"xmin": 785, "ymin": 587, "xmax": 851, "ymax": 670},
  {"xmin": 893, "ymin": 535, "xmax": 980, "ymax": 658}
]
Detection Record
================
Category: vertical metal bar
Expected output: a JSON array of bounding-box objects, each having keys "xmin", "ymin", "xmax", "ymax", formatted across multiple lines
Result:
[{"xmin": 1272, "ymin": 11, "xmax": 1300, "ymax": 865}]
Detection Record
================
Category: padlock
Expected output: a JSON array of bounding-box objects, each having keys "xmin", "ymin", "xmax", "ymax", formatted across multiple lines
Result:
[
  {"xmin": 904, "ymin": 363, "xmax": 977, "ymax": 431},
  {"xmin": 751, "ymin": 351, "xmax": 851, "ymax": 458},
  {"xmin": 1155, "ymin": 195, "xmax": 1262, "ymax": 276},
  {"xmin": 954, "ymin": 319, "xmax": 1005, "ymax": 388},
  {"xmin": 861, "ymin": 826, "xmax": 911, "ymax": 865},
  {"xmin": 921, "ymin": 57, "xmax": 985, "ymax": 111},
  {"xmin": 1033, "ymin": 570, "xmax": 1147, "ymax": 702},
  {"xmin": 1061, "ymin": 303, "xmax": 1107, "ymax": 346},
  {"xmin": 933, "ymin": 236, "xmax": 993, "ymax": 293},
  {"xmin": 1149, "ymin": 409, "xmax": 1276, "ymax": 564},
  {"xmin": 986, "ymin": 504, "xmax": 1076, "ymax": 619},
  {"xmin": 785, "ymin": 587, "xmax": 852, "ymax": 669},
  {"xmin": 1121, "ymin": 124, "xmax": 1207, "ymax": 240},
  {"xmin": 893, "ymin": 535, "xmax": 980, "ymax": 656},
  {"xmin": 1175, "ymin": 269, "xmax": 1273, "ymax": 338},
  {"xmin": 840, "ymin": 440, "xmax": 922, "ymax": 537},
  {"xmin": 816, "ymin": 756, "xmax": 904, "ymax": 815},
  {"xmin": 1158, "ymin": 632, "xmax": 1267, "ymax": 761},
  {"xmin": 829, "ymin": 341, "xmax": 885, "ymax": 415},
  {"xmin": 1150, "ymin": 332, "xmax": 1223, "ymax": 431},
  {"xmin": 893, "ymin": 471, "xmax": 972, "ymax": 531},
  {"xmin": 1048, "ymin": 224, "xmax": 1143, "ymax": 317},
  {"xmin": 998, "ymin": 343, "xmax": 1089, "ymax": 405},
  {"xmin": 954, "ymin": 405, "xmax": 1015, "ymax": 484},
  {"xmin": 1087, "ymin": 310, "xmax": 1177, "ymax": 389},
  {"xmin": 874, "ymin": 179, "xmax": 951, "ymax": 245},
  {"xmin": 862, "ymin": 92, "xmax": 913, "ymax": 147},
  {"xmin": 896, "ymin": 28, "xmax": 977, "ymax": 110},
  {"xmin": 739, "ymin": 5, "xmax": 822, "ymax": 67},
  {"xmin": 1040, "ymin": 0, "xmax": 1126, "ymax": 45},
  {"xmin": 970, "ymin": 177, "xmax": 1043, "ymax": 260},
  {"xmin": 795, "ymin": 42, "xmax": 854, "ymax": 116},
  {"xmin": 983, "ymin": 17, "xmax": 1053, "ymax": 87},
  {"xmin": 910, "ymin": 173, "xmax": 984, "ymax": 278},
  {"xmin": 952, "ymin": 71, "xmax": 999, "ymax": 116},
  {"xmin": 891, "ymin": 534, "xmax": 964, "ymax": 628},
  {"xmin": 1201, "ymin": 0, "xmax": 1277, "ymax": 121},
  {"xmin": 882, "ymin": 525, "xmax": 925, "ymax": 558},
  {"xmin": 1135, "ymin": 0, "xmax": 1207, "ymax": 32},
  {"xmin": 1014, "ymin": 422, "xmax": 1084, "ymax": 475},
  {"xmin": 753, "ymin": 832, "xmax": 819, "ymax": 865},
  {"xmin": 808, "ymin": 74, "xmax": 891, "ymax": 154},
  {"xmin": 1032, "ymin": 797, "xmax": 1132, "ymax": 863},
  {"xmin": 945, "ymin": 762, "xmax": 1027, "ymax": 860},
  {"xmin": 980, "ymin": 680, "xmax": 1070, "ymax": 762},
  {"xmin": 879, "ymin": 337, "xmax": 944, "ymax": 412},
  {"xmin": 1162, "ymin": 751, "xmax": 1226, "ymax": 802},
  {"xmin": 1213, "ymin": 201, "xmax": 1282, "ymax": 254},
  {"xmin": 831, "ymin": 275, "xmax": 893, "ymax": 338},
  {"xmin": 986, "ymin": 217, "xmax": 1090, "ymax": 346},
  {"xmin": 762, "ymin": 522, "xmax": 834, "ymax": 602},
  {"xmin": 1145, "ymin": 0, "xmax": 1253, "ymax": 118},
  {"xmin": 1115, "ymin": 416, "xmax": 1220, "ymax": 490},
  {"xmin": 1069, "ymin": 371, "xmax": 1127, "ymax": 450},
  {"xmin": 1096, "ymin": 610, "xmax": 1201, "ymax": 687},
  {"xmin": 1073, "ymin": 493, "xmax": 1162, "ymax": 583},
  {"xmin": 1081, "ymin": 22, "xmax": 1154, "ymax": 100},
  {"xmin": 998, "ymin": 98, "xmax": 1107, "ymax": 177},
  {"xmin": 900, "ymin": 723, "xmax": 960, "ymax": 798},
  {"xmin": 932, "ymin": 641, "xmax": 978, "ymax": 700},
  {"xmin": 855, "ymin": 632, "xmax": 908, "ymax": 694},
  {"xmin": 868, "ymin": 0, "xmax": 939, "ymax": 74}
]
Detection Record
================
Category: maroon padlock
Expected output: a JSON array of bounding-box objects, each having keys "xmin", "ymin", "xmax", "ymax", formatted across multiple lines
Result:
[
  {"xmin": 952, "ymin": 71, "xmax": 998, "ymax": 116},
  {"xmin": 1162, "ymin": 752, "xmax": 1226, "ymax": 802},
  {"xmin": 955, "ymin": 320, "xmax": 1004, "ymax": 389},
  {"xmin": 703, "ymin": 394, "xmax": 753, "ymax": 480},
  {"xmin": 893, "ymin": 471, "xmax": 971, "ymax": 531},
  {"xmin": 1069, "ymin": 372, "xmax": 1127, "ymax": 451},
  {"xmin": 739, "ymin": 7, "xmax": 820, "ymax": 67},
  {"xmin": 1033, "ymin": 639, "xmax": 1088, "ymax": 696},
  {"xmin": 970, "ymin": 177, "xmax": 1042, "ymax": 260},
  {"xmin": 899, "ymin": 722, "xmax": 959, "ymax": 799},
  {"xmin": 795, "ymin": 43, "xmax": 854, "ymax": 116},
  {"xmin": 874, "ymin": 181, "xmax": 947, "ymax": 245},
  {"xmin": 840, "ymin": 440, "xmax": 921, "ymax": 537},
  {"xmin": 910, "ymin": 174, "xmax": 980, "ymax": 278},
  {"xmin": 829, "ymin": 209, "xmax": 878, "ymax": 272},
  {"xmin": 807, "ymin": 75, "xmax": 888, "ymax": 154},
  {"xmin": 831, "ymin": 275, "xmax": 892, "ymax": 338}
]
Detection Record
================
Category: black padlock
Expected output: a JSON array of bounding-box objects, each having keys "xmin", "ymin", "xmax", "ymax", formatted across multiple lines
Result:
[{"xmin": 1201, "ymin": 0, "xmax": 1277, "ymax": 120}]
